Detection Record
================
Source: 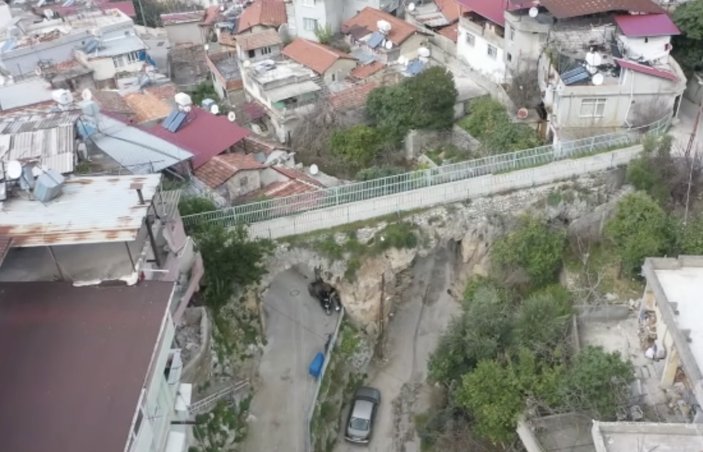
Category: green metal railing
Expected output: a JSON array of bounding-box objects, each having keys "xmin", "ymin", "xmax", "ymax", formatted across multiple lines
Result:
[{"xmin": 183, "ymin": 116, "xmax": 670, "ymax": 229}]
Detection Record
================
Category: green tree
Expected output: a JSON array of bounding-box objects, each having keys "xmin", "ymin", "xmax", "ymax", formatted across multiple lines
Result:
[
  {"xmin": 429, "ymin": 284, "xmax": 513, "ymax": 385},
  {"xmin": 366, "ymin": 67, "xmax": 457, "ymax": 144},
  {"xmin": 330, "ymin": 125, "xmax": 383, "ymax": 170},
  {"xmin": 179, "ymin": 196, "xmax": 217, "ymax": 217},
  {"xmin": 606, "ymin": 192, "xmax": 674, "ymax": 275},
  {"xmin": 559, "ymin": 346, "xmax": 634, "ymax": 419},
  {"xmin": 515, "ymin": 286, "xmax": 572, "ymax": 358},
  {"xmin": 132, "ymin": 0, "xmax": 196, "ymax": 28},
  {"xmin": 626, "ymin": 135, "xmax": 675, "ymax": 207},
  {"xmin": 679, "ymin": 215, "xmax": 703, "ymax": 254},
  {"xmin": 355, "ymin": 165, "xmax": 404, "ymax": 181},
  {"xmin": 672, "ymin": 0, "xmax": 703, "ymax": 73},
  {"xmin": 492, "ymin": 215, "xmax": 567, "ymax": 287},
  {"xmin": 194, "ymin": 224, "xmax": 273, "ymax": 311}
]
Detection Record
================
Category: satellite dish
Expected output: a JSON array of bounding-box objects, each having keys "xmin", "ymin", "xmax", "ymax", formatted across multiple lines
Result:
[
  {"xmin": 309, "ymin": 164, "xmax": 319, "ymax": 175},
  {"xmin": 81, "ymin": 88, "xmax": 92, "ymax": 101},
  {"xmin": 210, "ymin": 104, "xmax": 220, "ymax": 115},
  {"xmin": 585, "ymin": 51, "xmax": 602, "ymax": 67},
  {"xmin": 227, "ymin": 111, "xmax": 236, "ymax": 122},
  {"xmin": 385, "ymin": 40, "xmax": 393, "ymax": 50},
  {"xmin": 6, "ymin": 160, "xmax": 22, "ymax": 179},
  {"xmin": 417, "ymin": 46, "xmax": 430, "ymax": 58},
  {"xmin": 516, "ymin": 107, "xmax": 529, "ymax": 119},
  {"xmin": 398, "ymin": 56, "xmax": 408, "ymax": 65},
  {"xmin": 408, "ymin": 2, "xmax": 415, "ymax": 12},
  {"xmin": 592, "ymin": 72, "xmax": 604, "ymax": 86},
  {"xmin": 529, "ymin": 6, "xmax": 539, "ymax": 18}
]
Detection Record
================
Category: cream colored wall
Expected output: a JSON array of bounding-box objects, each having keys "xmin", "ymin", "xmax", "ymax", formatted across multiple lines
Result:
[
  {"xmin": 399, "ymin": 34, "xmax": 427, "ymax": 62},
  {"xmin": 323, "ymin": 58, "xmax": 356, "ymax": 85},
  {"xmin": 224, "ymin": 170, "xmax": 262, "ymax": 199}
]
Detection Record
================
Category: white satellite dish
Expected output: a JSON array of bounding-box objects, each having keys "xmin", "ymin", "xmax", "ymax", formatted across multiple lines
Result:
[
  {"xmin": 309, "ymin": 163, "xmax": 319, "ymax": 175},
  {"xmin": 81, "ymin": 88, "xmax": 92, "ymax": 101},
  {"xmin": 585, "ymin": 52, "xmax": 602, "ymax": 67},
  {"xmin": 529, "ymin": 6, "xmax": 539, "ymax": 18},
  {"xmin": 210, "ymin": 104, "xmax": 220, "ymax": 115},
  {"xmin": 6, "ymin": 160, "xmax": 22, "ymax": 179},
  {"xmin": 592, "ymin": 72, "xmax": 604, "ymax": 86},
  {"xmin": 227, "ymin": 111, "xmax": 236, "ymax": 122},
  {"xmin": 417, "ymin": 46, "xmax": 430, "ymax": 58},
  {"xmin": 398, "ymin": 56, "xmax": 408, "ymax": 65},
  {"xmin": 385, "ymin": 40, "xmax": 393, "ymax": 50},
  {"xmin": 407, "ymin": 2, "xmax": 415, "ymax": 12}
]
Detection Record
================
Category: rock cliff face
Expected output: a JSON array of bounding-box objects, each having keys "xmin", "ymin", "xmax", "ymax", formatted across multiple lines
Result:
[{"xmin": 261, "ymin": 171, "xmax": 629, "ymax": 328}]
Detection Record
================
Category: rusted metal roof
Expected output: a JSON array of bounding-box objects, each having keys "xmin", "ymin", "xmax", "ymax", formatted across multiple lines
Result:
[
  {"xmin": 540, "ymin": 0, "xmax": 663, "ymax": 19},
  {"xmin": 0, "ymin": 174, "xmax": 162, "ymax": 247},
  {"xmin": 0, "ymin": 281, "xmax": 173, "ymax": 452}
]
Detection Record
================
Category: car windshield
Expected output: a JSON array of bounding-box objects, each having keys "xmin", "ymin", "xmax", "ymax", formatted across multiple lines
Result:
[{"xmin": 349, "ymin": 417, "xmax": 370, "ymax": 431}]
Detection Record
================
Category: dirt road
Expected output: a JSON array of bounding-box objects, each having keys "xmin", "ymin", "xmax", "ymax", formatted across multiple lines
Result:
[
  {"xmin": 244, "ymin": 268, "xmax": 338, "ymax": 452},
  {"xmin": 335, "ymin": 244, "xmax": 461, "ymax": 452}
]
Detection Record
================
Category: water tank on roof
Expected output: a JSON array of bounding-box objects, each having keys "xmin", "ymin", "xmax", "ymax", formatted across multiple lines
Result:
[
  {"xmin": 174, "ymin": 92, "xmax": 193, "ymax": 108},
  {"xmin": 377, "ymin": 20, "xmax": 392, "ymax": 34},
  {"xmin": 51, "ymin": 89, "xmax": 73, "ymax": 106},
  {"xmin": 34, "ymin": 169, "xmax": 64, "ymax": 203}
]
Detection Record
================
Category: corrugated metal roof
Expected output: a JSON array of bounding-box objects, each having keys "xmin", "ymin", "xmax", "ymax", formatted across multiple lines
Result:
[
  {"xmin": 0, "ymin": 174, "xmax": 162, "ymax": 247},
  {"xmin": 0, "ymin": 112, "xmax": 78, "ymax": 174},
  {"xmin": 92, "ymin": 114, "xmax": 193, "ymax": 173},
  {"xmin": 614, "ymin": 13, "xmax": 680, "ymax": 37},
  {"xmin": 614, "ymin": 58, "xmax": 678, "ymax": 81}
]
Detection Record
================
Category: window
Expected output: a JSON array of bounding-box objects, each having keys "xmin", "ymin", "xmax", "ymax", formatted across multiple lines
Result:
[
  {"xmin": 248, "ymin": 49, "xmax": 256, "ymax": 58},
  {"xmin": 126, "ymin": 51, "xmax": 140, "ymax": 63},
  {"xmin": 303, "ymin": 18, "xmax": 318, "ymax": 31},
  {"xmin": 331, "ymin": 72, "xmax": 336, "ymax": 82},
  {"xmin": 465, "ymin": 32, "xmax": 475, "ymax": 46},
  {"xmin": 113, "ymin": 56, "xmax": 124, "ymax": 67},
  {"xmin": 487, "ymin": 44, "xmax": 497, "ymax": 59},
  {"xmin": 240, "ymin": 176, "xmax": 249, "ymax": 187},
  {"xmin": 508, "ymin": 26, "xmax": 515, "ymax": 41},
  {"xmin": 507, "ymin": 52, "xmax": 512, "ymax": 62},
  {"xmin": 644, "ymin": 37, "xmax": 649, "ymax": 43},
  {"xmin": 261, "ymin": 46, "xmax": 272, "ymax": 55},
  {"xmin": 579, "ymin": 98, "xmax": 606, "ymax": 118}
]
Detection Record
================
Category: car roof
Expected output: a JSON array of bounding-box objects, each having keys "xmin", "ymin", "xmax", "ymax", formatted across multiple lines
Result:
[
  {"xmin": 351, "ymin": 399, "xmax": 374, "ymax": 420},
  {"xmin": 355, "ymin": 386, "xmax": 380, "ymax": 401}
]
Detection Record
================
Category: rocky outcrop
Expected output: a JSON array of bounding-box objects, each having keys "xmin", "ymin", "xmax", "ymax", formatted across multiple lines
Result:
[{"xmin": 261, "ymin": 171, "xmax": 628, "ymax": 328}]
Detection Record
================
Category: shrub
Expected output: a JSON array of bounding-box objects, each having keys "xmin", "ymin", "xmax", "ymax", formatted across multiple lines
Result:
[
  {"xmin": 179, "ymin": 196, "xmax": 217, "ymax": 216},
  {"xmin": 331, "ymin": 125, "xmax": 383, "ymax": 170}
]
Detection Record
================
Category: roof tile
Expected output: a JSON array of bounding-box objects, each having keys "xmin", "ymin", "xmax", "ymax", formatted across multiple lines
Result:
[
  {"xmin": 539, "ymin": 0, "xmax": 663, "ymax": 19},
  {"xmin": 329, "ymin": 81, "xmax": 379, "ymax": 110},
  {"xmin": 282, "ymin": 38, "xmax": 354, "ymax": 75},
  {"xmin": 194, "ymin": 153, "xmax": 264, "ymax": 188},
  {"xmin": 350, "ymin": 61, "xmax": 385, "ymax": 79},
  {"xmin": 236, "ymin": 28, "xmax": 282, "ymax": 51},
  {"xmin": 342, "ymin": 7, "xmax": 423, "ymax": 46},
  {"xmin": 237, "ymin": 0, "xmax": 287, "ymax": 33}
]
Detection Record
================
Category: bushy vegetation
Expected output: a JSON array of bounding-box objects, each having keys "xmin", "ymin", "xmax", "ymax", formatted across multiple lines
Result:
[
  {"xmin": 179, "ymin": 196, "xmax": 217, "ymax": 217},
  {"xmin": 367, "ymin": 67, "xmax": 458, "ymax": 145},
  {"xmin": 355, "ymin": 165, "xmax": 405, "ymax": 181},
  {"xmin": 429, "ymin": 279, "xmax": 633, "ymax": 445},
  {"xmin": 458, "ymin": 97, "xmax": 541, "ymax": 154},
  {"xmin": 331, "ymin": 125, "xmax": 385, "ymax": 171},
  {"xmin": 672, "ymin": 0, "xmax": 703, "ymax": 74},
  {"xmin": 492, "ymin": 215, "xmax": 567, "ymax": 287}
]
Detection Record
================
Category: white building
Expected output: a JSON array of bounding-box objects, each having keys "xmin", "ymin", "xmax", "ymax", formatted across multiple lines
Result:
[
  {"xmin": 457, "ymin": 10, "xmax": 507, "ymax": 83},
  {"xmin": 289, "ymin": 0, "xmax": 401, "ymax": 41}
]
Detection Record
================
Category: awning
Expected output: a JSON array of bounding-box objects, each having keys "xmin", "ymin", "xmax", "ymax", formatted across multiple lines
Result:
[{"xmin": 267, "ymin": 81, "xmax": 322, "ymax": 103}]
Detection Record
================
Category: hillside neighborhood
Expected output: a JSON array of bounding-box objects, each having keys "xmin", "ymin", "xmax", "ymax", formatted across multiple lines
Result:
[{"xmin": 0, "ymin": 0, "xmax": 702, "ymax": 451}]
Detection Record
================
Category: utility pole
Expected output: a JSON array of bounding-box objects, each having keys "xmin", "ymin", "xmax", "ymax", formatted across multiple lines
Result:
[
  {"xmin": 377, "ymin": 272, "xmax": 385, "ymax": 360},
  {"xmin": 683, "ymin": 100, "xmax": 703, "ymax": 225}
]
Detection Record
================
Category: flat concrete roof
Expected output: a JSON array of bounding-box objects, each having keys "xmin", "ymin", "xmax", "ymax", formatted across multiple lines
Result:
[{"xmin": 592, "ymin": 421, "xmax": 703, "ymax": 452}]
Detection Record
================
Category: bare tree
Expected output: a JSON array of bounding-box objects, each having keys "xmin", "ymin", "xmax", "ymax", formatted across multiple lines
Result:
[{"xmin": 505, "ymin": 70, "xmax": 541, "ymax": 110}]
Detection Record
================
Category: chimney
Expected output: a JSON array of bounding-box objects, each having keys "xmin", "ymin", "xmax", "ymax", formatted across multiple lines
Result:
[{"xmin": 131, "ymin": 182, "xmax": 145, "ymax": 204}]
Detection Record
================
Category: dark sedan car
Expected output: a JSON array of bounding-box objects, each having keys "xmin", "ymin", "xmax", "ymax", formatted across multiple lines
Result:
[{"xmin": 344, "ymin": 386, "xmax": 381, "ymax": 444}]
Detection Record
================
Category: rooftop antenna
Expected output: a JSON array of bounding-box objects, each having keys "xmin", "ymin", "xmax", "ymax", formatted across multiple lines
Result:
[
  {"xmin": 227, "ymin": 111, "xmax": 236, "ymax": 122},
  {"xmin": 529, "ymin": 6, "xmax": 539, "ymax": 18}
]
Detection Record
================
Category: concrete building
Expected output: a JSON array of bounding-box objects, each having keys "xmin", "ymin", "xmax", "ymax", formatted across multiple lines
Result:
[
  {"xmin": 0, "ymin": 280, "xmax": 191, "ymax": 452},
  {"xmin": 641, "ymin": 256, "xmax": 703, "ymax": 423},
  {"xmin": 282, "ymin": 38, "xmax": 356, "ymax": 86},
  {"xmin": 592, "ymin": 421, "xmax": 703, "ymax": 452},
  {"xmin": 206, "ymin": 51, "xmax": 245, "ymax": 104},
  {"xmin": 538, "ymin": 10, "xmax": 686, "ymax": 140},
  {"xmin": 236, "ymin": 28, "xmax": 284, "ymax": 64},
  {"xmin": 0, "ymin": 174, "xmax": 203, "ymax": 323},
  {"xmin": 503, "ymin": 8, "xmax": 552, "ymax": 75},
  {"xmin": 161, "ymin": 11, "xmax": 208, "ymax": 45},
  {"xmin": 289, "ymin": 0, "xmax": 400, "ymax": 41}
]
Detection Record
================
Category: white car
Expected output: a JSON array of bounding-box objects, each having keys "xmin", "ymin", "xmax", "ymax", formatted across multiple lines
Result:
[{"xmin": 344, "ymin": 387, "xmax": 381, "ymax": 444}]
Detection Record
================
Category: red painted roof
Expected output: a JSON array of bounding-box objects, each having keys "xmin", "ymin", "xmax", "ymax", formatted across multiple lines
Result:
[
  {"xmin": 435, "ymin": 0, "xmax": 463, "ymax": 23},
  {"xmin": 614, "ymin": 13, "xmax": 680, "ymax": 37},
  {"xmin": 456, "ymin": 0, "xmax": 514, "ymax": 26},
  {"xmin": 237, "ymin": 0, "xmax": 287, "ymax": 33},
  {"xmin": 283, "ymin": 38, "xmax": 354, "ymax": 75},
  {"xmin": 614, "ymin": 58, "xmax": 678, "ymax": 81},
  {"xmin": 145, "ymin": 108, "xmax": 250, "ymax": 169},
  {"xmin": 539, "ymin": 0, "xmax": 662, "ymax": 19},
  {"xmin": 437, "ymin": 23, "xmax": 459, "ymax": 42}
]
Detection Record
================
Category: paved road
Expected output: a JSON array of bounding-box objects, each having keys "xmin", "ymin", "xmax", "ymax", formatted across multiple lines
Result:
[
  {"xmin": 671, "ymin": 97, "xmax": 703, "ymax": 155},
  {"xmin": 335, "ymin": 245, "xmax": 461, "ymax": 452},
  {"xmin": 244, "ymin": 268, "xmax": 338, "ymax": 452}
]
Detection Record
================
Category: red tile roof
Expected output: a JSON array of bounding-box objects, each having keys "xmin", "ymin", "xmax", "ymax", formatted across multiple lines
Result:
[
  {"xmin": 435, "ymin": 0, "xmax": 463, "ymax": 23},
  {"xmin": 329, "ymin": 81, "xmax": 379, "ymax": 110},
  {"xmin": 202, "ymin": 5, "xmax": 221, "ymax": 26},
  {"xmin": 282, "ymin": 38, "xmax": 354, "ymax": 75},
  {"xmin": 236, "ymin": 28, "xmax": 282, "ymax": 51},
  {"xmin": 343, "ymin": 7, "xmax": 424, "ymax": 46},
  {"xmin": 539, "ymin": 0, "xmax": 663, "ymax": 19},
  {"xmin": 194, "ymin": 153, "xmax": 264, "ymax": 188},
  {"xmin": 262, "ymin": 179, "xmax": 319, "ymax": 197},
  {"xmin": 0, "ymin": 281, "xmax": 173, "ymax": 452},
  {"xmin": 457, "ymin": 0, "xmax": 509, "ymax": 25},
  {"xmin": 350, "ymin": 61, "xmax": 385, "ymax": 79},
  {"xmin": 437, "ymin": 23, "xmax": 459, "ymax": 42},
  {"xmin": 145, "ymin": 108, "xmax": 250, "ymax": 169},
  {"xmin": 272, "ymin": 166, "xmax": 325, "ymax": 188},
  {"xmin": 237, "ymin": 0, "xmax": 287, "ymax": 33},
  {"xmin": 614, "ymin": 13, "xmax": 680, "ymax": 37},
  {"xmin": 614, "ymin": 58, "xmax": 678, "ymax": 81}
]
